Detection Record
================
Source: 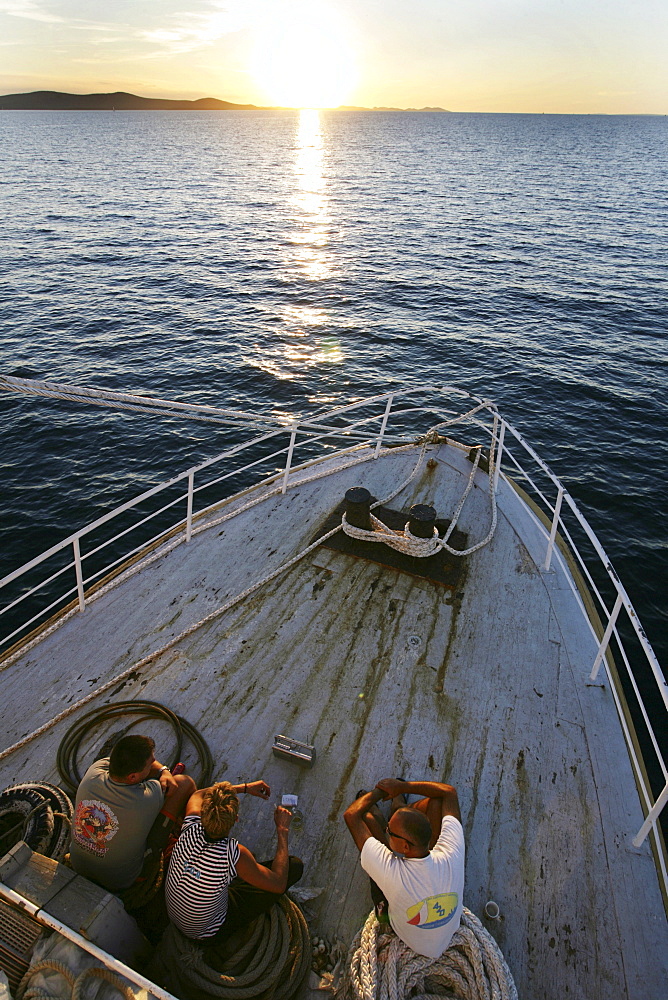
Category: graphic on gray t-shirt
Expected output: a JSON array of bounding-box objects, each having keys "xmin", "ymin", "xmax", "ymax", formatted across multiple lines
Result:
[{"xmin": 69, "ymin": 758, "xmax": 164, "ymax": 890}]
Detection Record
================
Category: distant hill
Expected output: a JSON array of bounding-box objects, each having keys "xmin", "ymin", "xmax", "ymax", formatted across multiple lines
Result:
[
  {"xmin": 0, "ymin": 91, "xmax": 263, "ymax": 111},
  {"xmin": 0, "ymin": 91, "xmax": 451, "ymax": 113},
  {"xmin": 338, "ymin": 105, "xmax": 450, "ymax": 112}
]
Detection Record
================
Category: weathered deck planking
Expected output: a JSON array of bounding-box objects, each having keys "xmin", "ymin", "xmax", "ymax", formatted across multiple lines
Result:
[{"xmin": 1, "ymin": 443, "xmax": 666, "ymax": 999}]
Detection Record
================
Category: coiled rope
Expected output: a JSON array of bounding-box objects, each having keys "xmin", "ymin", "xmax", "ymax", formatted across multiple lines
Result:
[
  {"xmin": 0, "ymin": 405, "xmax": 497, "ymax": 767},
  {"xmin": 338, "ymin": 909, "xmax": 517, "ymax": 1000},
  {"xmin": 152, "ymin": 895, "xmax": 310, "ymax": 1000},
  {"xmin": 17, "ymin": 960, "xmax": 135, "ymax": 1000},
  {"xmin": 0, "ymin": 782, "xmax": 72, "ymax": 861}
]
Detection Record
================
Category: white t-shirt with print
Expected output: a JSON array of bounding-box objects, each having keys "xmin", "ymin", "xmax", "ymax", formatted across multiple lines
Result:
[{"xmin": 360, "ymin": 816, "xmax": 465, "ymax": 958}]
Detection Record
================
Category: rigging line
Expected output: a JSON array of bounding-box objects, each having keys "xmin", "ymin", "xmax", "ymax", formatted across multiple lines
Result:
[
  {"xmin": 0, "ymin": 375, "xmax": 393, "ymax": 440},
  {"xmin": 0, "ymin": 375, "xmax": 291, "ymax": 428}
]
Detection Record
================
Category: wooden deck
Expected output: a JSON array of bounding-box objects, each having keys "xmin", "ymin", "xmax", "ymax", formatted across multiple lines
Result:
[{"xmin": 1, "ymin": 442, "xmax": 666, "ymax": 999}]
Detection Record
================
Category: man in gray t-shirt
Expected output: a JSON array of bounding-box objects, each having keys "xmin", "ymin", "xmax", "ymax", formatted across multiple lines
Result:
[{"xmin": 70, "ymin": 734, "xmax": 195, "ymax": 892}]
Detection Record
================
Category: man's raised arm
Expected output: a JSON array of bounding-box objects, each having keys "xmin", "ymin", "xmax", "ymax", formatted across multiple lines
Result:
[
  {"xmin": 375, "ymin": 778, "xmax": 461, "ymax": 823},
  {"xmin": 344, "ymin": 789, "xmax": 387, "ymax": 851}
]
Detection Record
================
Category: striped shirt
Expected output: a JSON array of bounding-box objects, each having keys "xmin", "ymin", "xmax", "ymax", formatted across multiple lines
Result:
[{"xmin": 165, "ymin": 815, "xmax": 240, "ymax": 939}]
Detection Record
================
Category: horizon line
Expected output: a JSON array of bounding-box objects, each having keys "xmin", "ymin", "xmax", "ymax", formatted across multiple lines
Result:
[{"xmin": 0, "ymin": 90, "xmax": 666, "ymax": 116}]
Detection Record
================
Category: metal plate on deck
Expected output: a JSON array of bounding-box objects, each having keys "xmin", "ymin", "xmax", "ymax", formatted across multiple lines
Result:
[
  {"xmin": 0, "ymin": 899, "xmax": 42, "ymax": 992},
  {"xmin": 272, "ymin": 735, "xmax": 316, "ymax": 767},
  {"xmin": 312, "ymin": 501, "xmax": 468, "ymax": 589}
]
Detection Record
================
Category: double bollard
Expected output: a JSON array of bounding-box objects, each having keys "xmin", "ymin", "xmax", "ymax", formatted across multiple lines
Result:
[{"xmin": 344, "ymin": 487, "xmax": 437, "ymax": 537}]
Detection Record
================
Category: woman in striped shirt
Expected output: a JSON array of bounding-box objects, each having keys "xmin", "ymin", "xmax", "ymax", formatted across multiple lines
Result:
[{"xmin": 165, "ymin": 780, "xmax": 303, "ymax": 941}]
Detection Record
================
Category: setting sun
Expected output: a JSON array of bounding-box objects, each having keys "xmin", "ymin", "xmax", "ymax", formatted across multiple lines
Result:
[{"xmin": 251, "ymin": 3, "xmax": 357, "ymax": 108}]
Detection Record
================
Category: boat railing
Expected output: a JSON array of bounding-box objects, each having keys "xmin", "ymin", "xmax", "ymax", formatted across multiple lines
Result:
[{"xmin": 0, "ymin": 386, "xmax": 665, "ymax": 884}]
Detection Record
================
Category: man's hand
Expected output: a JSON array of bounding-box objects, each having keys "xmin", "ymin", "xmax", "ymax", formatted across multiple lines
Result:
[
  {"xmin": 375, "ymin": 778, "xmax": 409, "ymax": 800},
  {"xmin": 377, "ymin": 778, "xmax": 462, "ymax": 827},
  {"xmin": 274, "ymin": 805, "xmax": 292, "ymax": 833},
  {"xmin": 154, "ymin": 765, "xmax": 179, "ymax": 793},
  {"xmin": 246, "ymin": 780, "xmax": 271, "ymax": 799}
]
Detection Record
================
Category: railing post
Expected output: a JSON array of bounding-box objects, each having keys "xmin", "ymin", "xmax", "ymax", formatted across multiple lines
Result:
[
  {"xmin": 589, "ymin": 592, "xmax": 623, "ymax": 682},
  {"xmin": 186, "ymin": 471, "xmax": 194, "ymax": 542},
  {"xmin": 543, "ymin": 486, "xmax": 564, "ymax": 571},
  {"xmin": 633, "ymin": 782, "xmax": 668, "ymax": 848},
  {"xmin": 374, "ymin": 395, "xmax": 394, "ymax": 459},
  {"xmin": 493, "ymin": 420, "xmax": 505, "ymax": 494},
  {"xmin": 72, "ymin": 537, "xmax": 85, "ymax": 612},
  {"xmin": 282, "ymin": 423, "xmax": 298, "ymax": 494}
]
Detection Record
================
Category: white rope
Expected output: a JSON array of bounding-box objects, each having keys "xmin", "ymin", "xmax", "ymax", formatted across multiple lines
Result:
[
  {"xmin": 342, "ymin": 412, "xmax": 499, "ymax": 559},
  {"xmin": 340, "ymin": 909, "xmax": 517, "ymax": 1000},
  {"xmin": 342, "ymin": 515, "xmax": 442, "ymax": 558},
  {"xmin": 0, "ymin": 374, "xmax": 285, "ymax": 430}
]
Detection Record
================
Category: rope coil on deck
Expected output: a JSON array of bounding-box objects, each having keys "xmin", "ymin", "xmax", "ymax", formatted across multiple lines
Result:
[
  {"xmin": 152, "ymin": 895, "xmax": 310, "ymax": 1000},
  {"xmin": 338, "ymin": 909, "xmax": 517, "ymax": 1000},
  {"xmin": 342, "ymin": 515, "xmax": 443, "ymax": 558},
  {"xmin": 17, "ymin": 960, "xmax": 136, "ymax": 1000}
]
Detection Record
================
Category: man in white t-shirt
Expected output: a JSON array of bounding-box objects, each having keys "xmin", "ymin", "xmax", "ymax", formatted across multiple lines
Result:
[{"xmin": 343, "ymin": 778, "xmax": 464, "ymax": 959}]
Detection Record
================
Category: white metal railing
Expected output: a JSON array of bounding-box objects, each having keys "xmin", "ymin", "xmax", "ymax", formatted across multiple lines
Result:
[
  {"xmin": 0, "ymin": 881, "xmax": 178, "ymax": 1000},
  {"xmin": 0, "ymin": 386, "xmax": 666, "ymax": 883}
]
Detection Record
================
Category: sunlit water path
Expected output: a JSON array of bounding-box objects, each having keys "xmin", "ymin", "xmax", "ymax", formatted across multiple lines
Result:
[{"xmin": 1, "ymin": 110, "xmax": 666, "ymax": 680}]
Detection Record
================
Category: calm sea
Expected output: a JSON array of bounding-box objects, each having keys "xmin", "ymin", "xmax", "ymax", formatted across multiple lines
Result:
[{"xmin": 1, "ymin": 109, "xmax": 666, "ymax": 682}]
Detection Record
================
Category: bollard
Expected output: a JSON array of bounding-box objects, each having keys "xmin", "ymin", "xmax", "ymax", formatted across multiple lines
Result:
[
  {"xmin": 345, "ymin": 487, "xmax": 372, "ymax": 530},
  {"xmin": 408, "ymin": 504, "xmax": 437, "ymax": 538}
]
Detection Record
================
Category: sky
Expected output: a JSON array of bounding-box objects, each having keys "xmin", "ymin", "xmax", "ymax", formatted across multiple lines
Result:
[{"xmin": 0, "ymin": 0, "xmax": 666, "ymax": 114}]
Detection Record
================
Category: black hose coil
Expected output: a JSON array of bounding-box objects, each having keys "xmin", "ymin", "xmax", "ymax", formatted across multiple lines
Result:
[{"xmin": 57, "ymin": 700, "xmax": 213, "ymax": 793}]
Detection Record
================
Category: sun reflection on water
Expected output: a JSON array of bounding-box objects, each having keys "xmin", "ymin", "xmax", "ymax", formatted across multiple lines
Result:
[
  {"xmin": 291, "ymin": 109, "xmax": 331, "ymax": 279},
  {"xmin": 251, "ymin": 110, "xmax": 343, "ymax": 381}
]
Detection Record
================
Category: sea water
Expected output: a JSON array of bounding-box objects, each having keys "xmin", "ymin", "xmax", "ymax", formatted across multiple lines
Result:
[{"xmin": 1, "ymin": 110, "xmax": 666, "ymax": 674}]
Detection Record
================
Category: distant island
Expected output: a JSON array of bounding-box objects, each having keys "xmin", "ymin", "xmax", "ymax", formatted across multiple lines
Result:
[
  {"xmin": 0, "ymin": 91, "xmax": 449, "ymax": 112},
  {"xmin": 338, "ymin": 106, "xmax": 448, "ymax": 112},
  {"xmin": 0, "ymin": 91, "xmax": 262, "ymax": 111}
]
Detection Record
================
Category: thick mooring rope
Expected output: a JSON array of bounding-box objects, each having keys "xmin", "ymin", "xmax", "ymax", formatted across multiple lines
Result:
[
  {"xmin": 342, "ymin": 416, "xmax": 498, "ymax": 560},
  {"xmin": 342, "ymin": 514, "xmax": 445, "ymax": 558},
  {"xmin": 152, "ymin": 895, "xmax": 310, "ymax": 1000},
  {"xmin": 17, "ymin": 960, "xmax": 136, "ymax": 1000},
  {"xmin": 338, "ymin": 909, "xmax": 517, "ymax": 1000},
  {"xmin": 0, "ymin": 374, "xmax": 285, "ymax": 431}
]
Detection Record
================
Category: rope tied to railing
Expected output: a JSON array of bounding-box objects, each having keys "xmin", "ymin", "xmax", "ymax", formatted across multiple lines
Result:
[
  {"xmin": 17, "ymin": 960, "xmax": 136, "ymax": 1000},
  {"xmin": 342, "ymin": 416, "xmax": 499, "ymax": 559}
]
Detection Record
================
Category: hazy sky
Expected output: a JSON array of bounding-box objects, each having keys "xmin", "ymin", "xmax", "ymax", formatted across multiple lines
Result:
[{"xmin": 1, "ymin": 0, "xmax": 666, "ymax": 113}]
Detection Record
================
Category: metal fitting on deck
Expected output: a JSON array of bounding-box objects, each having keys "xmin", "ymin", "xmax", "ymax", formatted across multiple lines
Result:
[
  {"xmin": 344, "ymin": 487, "xmax": 372, "ymax": 530},
  {"xmin": 408, "ymin": 504, "xmax": 437, "ymax": 539}
]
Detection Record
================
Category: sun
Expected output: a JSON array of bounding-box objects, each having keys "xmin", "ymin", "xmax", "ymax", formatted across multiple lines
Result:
[{"xmin": 251, "ymin": 3, "xmax": 357, "ymax": 108}]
